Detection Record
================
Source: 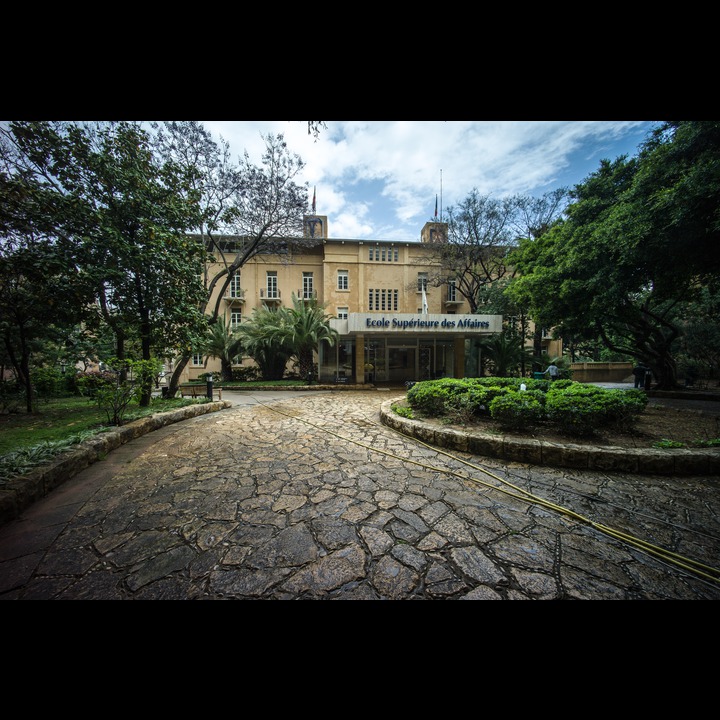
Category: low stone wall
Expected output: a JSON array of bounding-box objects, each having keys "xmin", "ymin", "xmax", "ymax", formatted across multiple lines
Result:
[
  {"xmin": 569, "ymin": 362, "xmax": 633, "ymax": 383},
  {"xmin": 379, "ymin": 399, "xmax": 720, "ymax": 476}
]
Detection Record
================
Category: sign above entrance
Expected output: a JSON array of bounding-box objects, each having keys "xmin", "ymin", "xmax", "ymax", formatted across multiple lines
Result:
[{"xmin": 347, "ymin": 313, "xmax": 502, "ymax": 333}]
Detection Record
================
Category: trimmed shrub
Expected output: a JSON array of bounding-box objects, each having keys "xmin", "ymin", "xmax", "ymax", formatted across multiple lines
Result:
[
  {"xmin": 489, "ymin": 391, "xmax": 545, "ymax": 430},
  {"xmin": 406, "ymin": 378, "xmax": 469, "ymax": 415},
  {"xmin": 32, "ymin": 367, "xmax": 67, "ymax": 398},
  {"xmin": 231, "ymin": 366, "xmax": 260, "ymax": 382},
  {"xmin": 545, "ymin": 384, "xmax": 619, "ymax": 436},
  {"xmin": 406, "ymin": 377, "xmax": 651, "ymax": 439}
]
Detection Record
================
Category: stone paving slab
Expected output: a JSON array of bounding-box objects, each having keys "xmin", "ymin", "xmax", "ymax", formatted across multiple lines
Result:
[{"xmin": 0, "ymin": 391, "xmax": 719, "ymax": 600}]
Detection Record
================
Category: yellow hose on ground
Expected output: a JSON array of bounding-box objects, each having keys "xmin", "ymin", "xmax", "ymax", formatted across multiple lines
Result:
[{"xmin": 254, "ymin": 396, "xmax": 720, "ymax": 586}]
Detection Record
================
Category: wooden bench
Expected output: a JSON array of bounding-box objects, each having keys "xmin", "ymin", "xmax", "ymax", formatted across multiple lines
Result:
[{"xmin": 178, "ymin": 384, "xmax": 223, "ymax": 400}]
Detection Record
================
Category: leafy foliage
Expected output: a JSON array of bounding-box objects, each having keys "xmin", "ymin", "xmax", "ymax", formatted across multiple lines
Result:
[
  {"xmin": 236, "ymin": 294, "xmax": 338, "ymax": 381},
  {"xmin": 0, "ymin": 430, "xmax": 102, "ymax": 485},
  {"xmin": 1, "ymin": 121, "xmax": 209, "ymax": 408},
  {"xmin": 202, "ymin": 318, "xmax": 243, "ymax": 382},
  {"xmin": 506, "ymin": 121, "xmax": 720, "ymax": 390},
  {"xmin": 404, "ymin": 377, "xmax": 649, "ymax": 438}
]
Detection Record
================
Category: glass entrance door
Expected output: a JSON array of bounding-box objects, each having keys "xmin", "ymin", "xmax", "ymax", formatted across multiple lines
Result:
[
  {"xmin": 419, "ymin": 344, "xmax": 433, "ymax": 380},
  {"xmin": 388, "ymin": 345, "xmax": 416, "ymax": 383}
]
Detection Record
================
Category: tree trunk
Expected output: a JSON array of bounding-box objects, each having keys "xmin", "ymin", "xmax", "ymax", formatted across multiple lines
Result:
[
  {"xmin": 532, "ymin": 326, "xmax": 542, "ymax": 371},
  {"xmin": 139, "ymin": 327, "xmax": 153, "ymax": 407},
  {"xmin": 651, "ymin": 353, "xmax": 678, "ymax": 390},
  {"xmin": 21, "ymin": 352, "xmax": 33, "ymax": 413},
  {"xmin": 167, "ymin": 354, "xmax": 190, "ymax": 398},
  {"xmin": 299, "ymin": 350, "xmax": 314, "ymax": 381},
  {"xmin": 221, "ymin": 359, "xmax": 233, "ymax": 382}
]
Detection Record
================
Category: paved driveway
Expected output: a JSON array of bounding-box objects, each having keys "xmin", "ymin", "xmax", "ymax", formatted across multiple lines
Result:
[{"xmin": 1, "ymin": 390, "xmax": 719, "ymax": 599}]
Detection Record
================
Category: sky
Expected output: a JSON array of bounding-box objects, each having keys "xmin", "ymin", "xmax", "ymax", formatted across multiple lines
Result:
[{"xmin": 200, "ymin": 120, "xmax": 659, "ymax": 242}]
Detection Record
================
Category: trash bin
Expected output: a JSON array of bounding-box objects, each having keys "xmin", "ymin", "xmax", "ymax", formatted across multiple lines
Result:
[{"xmin": 533, "ymin": 372, "xmax": 544, "ymax": 380}]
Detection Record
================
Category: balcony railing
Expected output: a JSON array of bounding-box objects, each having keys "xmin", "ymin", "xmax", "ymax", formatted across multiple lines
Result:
[
  {"xmin": 224, "ymin": 289, "xmax": 245, "ymax": 302},
  {"xmin": 297, "ymin": 289, "xmax": 317, "ymax": 300},
  {"xmin": 260, "ymin": 289, "xmax": 282, "ymax": 302}
]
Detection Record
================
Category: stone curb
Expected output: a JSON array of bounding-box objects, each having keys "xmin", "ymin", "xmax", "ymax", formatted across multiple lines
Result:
[
  {"xmin": 0, "ymin": 400, "xmax": 231, "ymax": 528},
  {"xmin": 220, "ymin": 384, "xmax": 371, "ymax": 391},
  {"xmin": 379, "ymin": 399, "xmax": 720, "ymax": 476}
]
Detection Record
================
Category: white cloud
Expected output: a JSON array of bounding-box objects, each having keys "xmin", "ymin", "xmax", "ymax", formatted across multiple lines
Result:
[{"xmin": 201, "ymin": 120, "xmax": 656, "ymax": 240}]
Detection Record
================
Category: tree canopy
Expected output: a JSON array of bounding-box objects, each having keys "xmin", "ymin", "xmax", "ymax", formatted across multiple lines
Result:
[
  {"xmin": 1, "ymin": 120, "xmax": 210, "ymax": 406},
  {"xmin": 152, "ymin": 126, "xmax": 312, "ymax": 395},
  {"xmin": 506, "ymin": 121, "xmax": 720, "ymax": 389}
]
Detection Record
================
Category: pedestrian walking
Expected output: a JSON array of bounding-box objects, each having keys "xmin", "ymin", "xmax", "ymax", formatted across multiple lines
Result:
[{"xmin": 544, "ymin": 362, "xmax": 560, "ymax": 380}]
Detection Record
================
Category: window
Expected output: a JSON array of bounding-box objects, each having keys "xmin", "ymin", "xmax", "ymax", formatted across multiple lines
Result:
[
  {"xmin": 368, "ymin": 245, "xmax": 400, "ymax": 262},
  {"xmin": 368, "ymin": 289, "xmax": 398, "ymax": 311},
  {"xmin": 417, "ymin": 273, "xmax": 428, "ymax": 292},
  {"xmin": 447, "ymin": 279, "xmax": 457, "ymax": 302},
  {"xmin": 302, "ymin": 272, "xmax": 314, "ymax": 299},
  {"xmin": 337, "ymin": 306, "xmax": 348, "ymax": 320},
  {"xmin": 369, "ymin": 246, "xmax": 398, "ymax": 262},
  {"xmin": 337, "ymin": 270, "xmax": 349, "ymax": 291},
  {"xmin": 192, "ymin": 354, "xmax": 204, "ymax": 366},
  {"xmin": 228, "ymin": 273, "xmax": 242, "ymax": 298},
  {"xmin": 230, "ymin": 310, "xmax": 242, "ymax": 328},
  {"xmin": 266, "ymin": 271, "xmax": 278, "ymax": 298}
]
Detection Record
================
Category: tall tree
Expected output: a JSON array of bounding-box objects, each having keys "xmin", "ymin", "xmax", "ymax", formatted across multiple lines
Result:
[
  {"xmin": 1, "ymin": 121, "xmax": 208, "ymax": 406},
  {"xmin": 423, "ymin": 190, "xmax": 521, "ymax": 313},
  {"xmin": 509, "ymin": 189, "xmax": 570, "ymax": 367},
  {"xmin": 152, "ymin": 128, "xmax": 312, "ymax": 396},
  {"xmin": 0, "ymin": 122, "xmax": 97, "ymax": 409},
  {"xmin": 507, "ymin": 121, "xmax": 720, "ymax": 389}
]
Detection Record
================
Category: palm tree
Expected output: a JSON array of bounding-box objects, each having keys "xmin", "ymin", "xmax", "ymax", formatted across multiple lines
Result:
[
  {"xmin": 204, "ymin": 318, "xmax": 244, "ymax": 381},
  {"xmin": 479, "ymin": 332, "xmax": 535, "ymax": 377},
  {"xmin": 235, "ymin": 306, "xmax": 294, "ymax": 380},
  {"xmin": 236, "ymin": 294, "xmax": 338, "ymax": 381},
  {"xmin": 283, "ymin": 293, "xmax": 339, "ymax": 380}
]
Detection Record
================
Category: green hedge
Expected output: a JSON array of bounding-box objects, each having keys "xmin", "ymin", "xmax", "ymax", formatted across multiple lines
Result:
[{"xmin": 405, "ymin": 378, "xmax": 648, "ymax": 437}]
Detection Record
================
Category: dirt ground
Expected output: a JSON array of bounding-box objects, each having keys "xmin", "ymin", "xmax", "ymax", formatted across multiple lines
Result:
[{"xmin": 412, "ymin": 403, "xmax": 720, "ymax": 449}]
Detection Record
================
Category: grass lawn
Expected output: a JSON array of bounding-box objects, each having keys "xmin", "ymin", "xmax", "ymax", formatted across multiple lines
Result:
[
  {"xmin": 0, "ymin": 381, "xmax": 314, "ymax": 483},
  {"xmin": 0, "ymin": 395, "xmax": 204, "ymax": 483}
]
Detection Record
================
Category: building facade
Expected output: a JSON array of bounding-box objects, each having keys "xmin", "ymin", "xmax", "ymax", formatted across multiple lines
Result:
[{"xmin": 180, "ymin": 215, "xmax": 561, "ymax": 385}]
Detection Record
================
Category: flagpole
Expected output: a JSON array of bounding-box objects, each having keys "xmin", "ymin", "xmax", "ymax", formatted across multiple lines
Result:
[{"xmin": 440, "ymin": 169, "xmax": 442, "ymax": 222}]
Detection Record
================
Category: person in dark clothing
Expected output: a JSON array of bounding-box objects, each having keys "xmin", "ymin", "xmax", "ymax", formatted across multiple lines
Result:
[{"xmin": 633, "ymin": 363, "xmax": 650, "ymax": 389}]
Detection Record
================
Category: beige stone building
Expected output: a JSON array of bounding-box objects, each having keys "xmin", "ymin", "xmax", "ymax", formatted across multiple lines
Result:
[{"xmin": 180, "ymin": 214, "xmax": 562, "ymax": 385}]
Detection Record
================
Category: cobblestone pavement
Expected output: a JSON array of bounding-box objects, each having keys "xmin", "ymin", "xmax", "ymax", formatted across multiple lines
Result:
[{"xmin": 1, "ymin": 389, "xmax": 719, "ymax": 600}]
